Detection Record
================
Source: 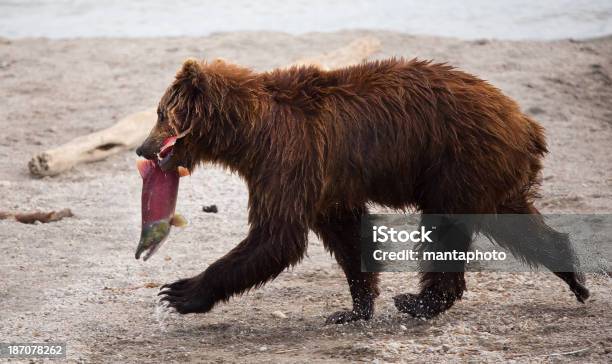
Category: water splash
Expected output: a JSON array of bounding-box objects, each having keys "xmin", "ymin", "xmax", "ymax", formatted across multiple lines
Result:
[{"xmin": 154, "ymin": 300, "xmax": 173, "ymax": 332}]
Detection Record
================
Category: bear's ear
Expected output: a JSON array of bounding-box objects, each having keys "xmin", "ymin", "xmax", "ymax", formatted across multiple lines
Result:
[
  {"xmin": 176, "ymin": 58, "xmax": 204, "ymax": 86},
  {"xmin": 210, "ymin": 57, "xmax": 229, "ymax": 66}
]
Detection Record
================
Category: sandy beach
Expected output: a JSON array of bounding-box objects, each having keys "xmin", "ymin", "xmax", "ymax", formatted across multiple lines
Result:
[{"xmin": 0, "ymin": 31, "xmax": 611, "ymax": 362}]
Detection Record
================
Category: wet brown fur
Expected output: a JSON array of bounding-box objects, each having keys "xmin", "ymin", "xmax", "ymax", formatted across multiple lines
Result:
[{"xmin": 138, "ymin": 58, "xmax": 588, "ymax": 322}]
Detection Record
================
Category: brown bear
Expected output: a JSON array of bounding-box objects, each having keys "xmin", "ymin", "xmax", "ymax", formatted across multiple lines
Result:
[{"xmin": 136, "ymin": 58, "xmax": 589, "ymax": 323}]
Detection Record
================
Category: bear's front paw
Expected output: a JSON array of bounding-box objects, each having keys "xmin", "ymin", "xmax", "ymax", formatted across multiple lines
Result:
[
  {"xmin": 159, "ymin": 277, "xmax": 215, "ymax": 314},
  {"xmin": 325, "ymin": 310, "xmax": 372, "ymax": 325}
]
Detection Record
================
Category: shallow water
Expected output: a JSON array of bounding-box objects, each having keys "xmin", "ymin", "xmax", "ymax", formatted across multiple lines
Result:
[{"xmin": 1, "ymin": 0, "xmax": 611, "ymax": 40}]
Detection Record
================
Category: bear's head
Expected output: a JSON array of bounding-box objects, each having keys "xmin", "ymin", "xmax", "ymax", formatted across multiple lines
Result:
[{"xmin": 136, "ymin": 58, "xmax": 261, "ymax": 172}]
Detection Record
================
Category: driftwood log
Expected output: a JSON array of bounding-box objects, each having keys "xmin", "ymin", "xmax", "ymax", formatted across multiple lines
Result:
[
  {"xmin": 0, "ymin": 208, "xmax": 73, "ymax": 224},
  {"xmin": 28, "ymin": 37, "xmax": 381, "ymax": 177},
  {"xmin": 291, "ymin": 36, "xmax": 381, "ymax": 70},
  {"xmin": 28, "ymin": 109, "xmax": 156, "ymax": 177}
]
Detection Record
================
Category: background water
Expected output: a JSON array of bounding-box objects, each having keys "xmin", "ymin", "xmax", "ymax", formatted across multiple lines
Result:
[{"xmin": 1, "ymin": 0, "xmax": 611, "ymax": 40}]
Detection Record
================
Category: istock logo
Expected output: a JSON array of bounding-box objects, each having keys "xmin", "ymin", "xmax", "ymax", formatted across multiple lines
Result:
[{"xmin": 372, "ymin": 226, "xmax": 434, "ymax": 243}]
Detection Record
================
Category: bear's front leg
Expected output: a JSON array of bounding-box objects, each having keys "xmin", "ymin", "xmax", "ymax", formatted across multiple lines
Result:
[{"xmin": 159, "ymin": 221, "xmax": 308, "ymax": 314}]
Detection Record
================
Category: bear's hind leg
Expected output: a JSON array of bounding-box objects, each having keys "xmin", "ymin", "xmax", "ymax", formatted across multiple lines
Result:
[
  {"xmin": 485, "ymin": 200, "xmax": 589, "ymax": 303},
  {"xmin": 313, "ymin": 206, "xmax": 380, "ymax": 324},
  {"xmin": 394, "ymin": 214, "xmax": 475, "ymax": 319}
]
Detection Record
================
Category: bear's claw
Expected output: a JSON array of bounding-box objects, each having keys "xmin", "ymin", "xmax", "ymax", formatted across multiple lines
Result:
[{"xmin": 158, "ymin": 277, "xmax": 215, "ymax": 314}]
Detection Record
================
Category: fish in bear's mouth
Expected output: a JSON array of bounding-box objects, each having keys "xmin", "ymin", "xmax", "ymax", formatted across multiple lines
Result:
[{"xmin": 135, "ymin": 137, "xmax": 189, "ymax": 261}]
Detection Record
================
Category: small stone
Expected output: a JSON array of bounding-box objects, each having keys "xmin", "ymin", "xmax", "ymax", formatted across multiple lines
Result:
[
  {"xmin": 271, "ymin": 310, "xmax": 287, "ymax": 319},
  {"xmin": 202, "ymin": 205, "xmax": 218, "ymax": 213},
  {"xmin": 259, "ymin": 346, "xmax": 267, "ymax": 352},
  {"xmin": 400, "ymin": 324, "xmax": 407, "ymax": 331},
  {"xmin": 385, "ymin": 341, "xmax": 401, "ymax": 354}
]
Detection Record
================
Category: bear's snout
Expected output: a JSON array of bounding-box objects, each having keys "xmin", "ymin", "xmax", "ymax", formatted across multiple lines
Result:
[{"xmin": 136, "ymin": 142, "xmax": 158, "ymax": 160}]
